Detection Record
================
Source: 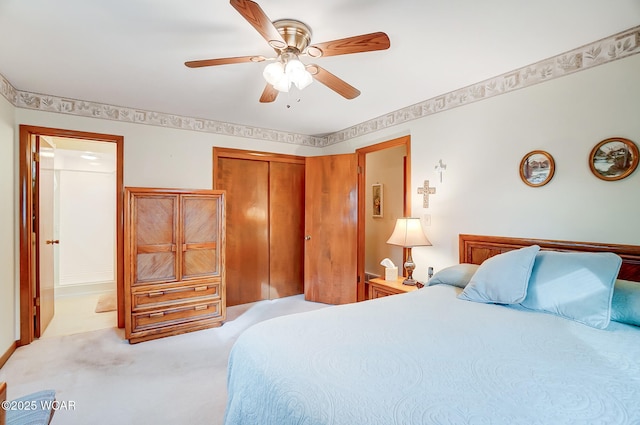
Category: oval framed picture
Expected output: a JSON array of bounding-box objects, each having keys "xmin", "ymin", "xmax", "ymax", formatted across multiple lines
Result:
[
  {"xmin": 519, "ymin": 150, "xmax": 555, "ymax": 187},
  {"xmin": 589, "ymin": 137, "xmax": 638, "ymax": 181}
]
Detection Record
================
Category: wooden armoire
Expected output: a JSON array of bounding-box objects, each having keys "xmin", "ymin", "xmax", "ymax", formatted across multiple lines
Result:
[{"xmin": 124, "ymin": 187, "xmax": 225, "ymax": 343}]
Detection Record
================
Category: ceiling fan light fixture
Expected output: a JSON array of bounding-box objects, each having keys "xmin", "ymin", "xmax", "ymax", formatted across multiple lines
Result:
[
  {"xmin": 285, "ymin": 57, "xmax": 313, "ymax": 90},
  {"xmin": 263, "ymin": 61, "xmax": 285, "ymax": 85},
  {"xmin": 187, "ymin": 1, "xmax": 390, "ymax": 103},
  {"xmin": 293, "ymin": 68, "xmax": 313, "ymax": 90},
  {"xmin": 284, "ymin": 58, "xmax": 305, "ymax": 76},
  {"xmin": 273, "ymin": 75, "xmax": 291, "ymax": 92}
]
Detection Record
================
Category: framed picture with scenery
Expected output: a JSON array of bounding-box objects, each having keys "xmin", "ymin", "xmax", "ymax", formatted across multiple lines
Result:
[
  {"xmin": 519, "ymin": 150, "xmax": 555, "ymax": 187},
  {"xmin": 589, "ymin": 137, "xmax": 638, "ymax": 181}
]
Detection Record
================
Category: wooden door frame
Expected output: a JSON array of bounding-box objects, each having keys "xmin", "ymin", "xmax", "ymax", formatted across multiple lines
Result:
[
  {"xmin": 356, "ymin": 135, "xmax": 411, "ymax": 301},
  {"xmin": 18, "ymin": 125, "xmax": 125, "ymax": 346}
]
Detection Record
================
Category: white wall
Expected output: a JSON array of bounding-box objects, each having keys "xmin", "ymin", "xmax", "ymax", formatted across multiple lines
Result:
[
  {"xmin": 325, "ymin": 54, "xmax": 640, "ymax": 282},
  {"xmin": 5, "ymin": 52, "xmax": 639, "ymax": 344},
  {"xmin": 0, "ymin": 95, "xmax": 16, "ymax": 357},
  {"xmin": 13, "ymin": 110, "xmax": 321, "ymax": 189},
  {"xmin": 57, "ymin": 169, "xmax": 115, "ymax": 288}
]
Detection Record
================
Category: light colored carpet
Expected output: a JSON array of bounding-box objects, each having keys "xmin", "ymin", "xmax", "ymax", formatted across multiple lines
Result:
[
  {"xmin": 94, "ymin": 292, "xmax": 117, "ymax": 313},
  {"xmin": 0, "ymin": 295, "xmax": 328, "ymax": 425}
]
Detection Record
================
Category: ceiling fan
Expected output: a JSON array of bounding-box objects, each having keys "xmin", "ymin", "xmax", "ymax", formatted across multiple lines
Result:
[{"xmin": 185, "ymin": 0, "xmax": 390, "ymax": 103}]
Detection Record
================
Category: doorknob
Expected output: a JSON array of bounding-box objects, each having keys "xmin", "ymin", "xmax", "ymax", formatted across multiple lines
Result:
[
  {"xmin": 304, "ymin": 235, "xmax": 311, "ymax": 241},
  {"xmin": 46, "ymin": 240, "xmax": 60, "ymax": 245}
]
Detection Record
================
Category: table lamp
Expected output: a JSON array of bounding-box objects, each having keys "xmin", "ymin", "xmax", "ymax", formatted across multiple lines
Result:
[{"xmin": 386, "ymin": 217, "xmax": 432, "ymax": 285}]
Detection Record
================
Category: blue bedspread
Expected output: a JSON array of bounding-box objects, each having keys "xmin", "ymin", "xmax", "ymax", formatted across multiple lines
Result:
[{"xmin": 224, "ymin": 285, "xmax": 640, "ymax": 424}]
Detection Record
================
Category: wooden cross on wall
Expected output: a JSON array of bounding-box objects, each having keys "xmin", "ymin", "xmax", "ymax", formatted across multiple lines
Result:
[{"xmin": 418, "ymin": 180, "xmax": 436, "ymax": 208}]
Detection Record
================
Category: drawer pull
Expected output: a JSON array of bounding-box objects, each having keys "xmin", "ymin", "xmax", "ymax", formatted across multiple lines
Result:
[
  {"xmin": 194, "ymin": 286, "xmax": 208, "ymax": 292},
  {"xmin": 194, "ymin": 305, "xmax": 208, "ymax": 311},
  {"xmin": 148, "ymin": 291, "xmax": 164, "ymax": 297},
  {"xmin": 149, "ymin": 312, "xmax": 165, "ymax": 318}
]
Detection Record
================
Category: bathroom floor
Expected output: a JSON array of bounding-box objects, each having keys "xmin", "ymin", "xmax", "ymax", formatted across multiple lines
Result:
[{"xmin": 40, "ymin": 293, "xmax": 117, "ymax": 339}]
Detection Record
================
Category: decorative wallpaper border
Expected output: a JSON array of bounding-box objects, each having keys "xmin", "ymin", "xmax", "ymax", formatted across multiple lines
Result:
[
  {"xmin": 2, "ymin": 25, "xmax": 638, "ymax": 148},
  {"xmin": 327, "ymin": 25, "xmax": 640, "ymax": 145}
]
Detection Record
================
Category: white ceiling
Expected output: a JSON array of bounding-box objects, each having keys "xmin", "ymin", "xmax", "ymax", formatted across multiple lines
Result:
[{"xmin": 1, "ymin": 0, "xmax": 639, "ymax": 137}]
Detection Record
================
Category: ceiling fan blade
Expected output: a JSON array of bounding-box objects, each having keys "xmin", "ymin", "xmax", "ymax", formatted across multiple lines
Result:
[
  {"xmin": 308, "ymin": 65, "xmax": 361, "ymax": 100},
  {"xmin": 306, "ymin": 32, "xmax": 390, "ymax": 58},
  {"xmin": 259, "ymin": 84, "xmax": 278, "ymax": 103},
  {"xmin": 230, "ymin": 0, "xmax": 286, "ymax": 48},
  {"xmin": 185, "ymin": 55, "xmax": 265, "ymax": 68}
]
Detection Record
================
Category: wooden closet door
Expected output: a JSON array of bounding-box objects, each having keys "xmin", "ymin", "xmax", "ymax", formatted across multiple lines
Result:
[
  {"xmin": 133, "ymin": 195, "xmax": 178, "ymax": 285},
  {"xmin": 217, "ymin": 158, "xmax": 269, "ymax": 306},
  {"xmin": 181, "ymin": 195, "xmax": 221, "ymax": 280},
  {"xmin": 304, "ymin": 154, "xmax": 358, "ymax": 305},
  {"xmin": 269, "ymin": 161, "xmax": 305, "ymax": 299}
]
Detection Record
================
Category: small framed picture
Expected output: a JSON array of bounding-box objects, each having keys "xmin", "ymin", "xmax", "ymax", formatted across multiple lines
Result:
[
  {"xmin": 589, "ymin": 137, "xmax": 638, "ymax": 181},
  {"xmin": 519, "ymin": 150, "xmax": 555, "ymax": 187},
  {"xmin": 372, "ymin": 183, "xmax": 383, "ymax": 217}
]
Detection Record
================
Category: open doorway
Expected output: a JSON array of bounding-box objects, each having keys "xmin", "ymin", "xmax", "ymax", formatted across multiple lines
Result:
[
  {"xmin": 40, "ymin": 137, "xmax": 117, "ymax": 338},
  {"xmin": 356, "ymin": 135, "xmax": 411, "ymax": 300},
  {"xmin": 19, "ymin": 126, "xmax": 124, "ymax": 346}
]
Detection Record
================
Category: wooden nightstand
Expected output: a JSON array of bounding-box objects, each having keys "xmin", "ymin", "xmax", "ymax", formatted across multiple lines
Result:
[{"xmin": 369, "ymin": 277, "xmax": 419, "ymax": 299}]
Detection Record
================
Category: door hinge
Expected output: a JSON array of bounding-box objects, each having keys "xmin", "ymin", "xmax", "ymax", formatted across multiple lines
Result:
[
  {"xmin": 357, "ymin": 165, "xmax": 362, "ymax": 174},
  {"xmin": 357, "ymin": 275, "xmax": 361, "ymax": 283},
  {"xmin": 32, "ymin": 152, "xmax": 40, "ymax": 162},
  {"xmin": 34, "ymin": 297, "xmax": 40, "ymax": 307}
]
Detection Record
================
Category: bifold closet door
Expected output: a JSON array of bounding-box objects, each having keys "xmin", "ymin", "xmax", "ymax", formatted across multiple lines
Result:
[{"xmin": 217, "ymin": 158, "xmax": 269, "ymax": 306}]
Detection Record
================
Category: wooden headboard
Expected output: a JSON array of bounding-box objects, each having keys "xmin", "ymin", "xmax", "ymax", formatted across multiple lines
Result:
[{"xmin": 459, "ymin": 234, "xmax": 640, "ymax": 282}]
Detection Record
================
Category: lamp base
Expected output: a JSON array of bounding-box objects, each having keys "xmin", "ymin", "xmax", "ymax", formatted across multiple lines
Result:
[
  {"xmin": 402, "ymin": 278, "xmax": 418, "ymax": 286},
  {"xmin": 403, "ymin": 248, "xmax": 417, "ymax": 286}
]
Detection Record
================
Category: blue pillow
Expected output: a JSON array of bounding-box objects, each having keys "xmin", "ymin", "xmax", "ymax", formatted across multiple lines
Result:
[
  {"xmin": 521, "ymin": 251, "xmax": 622, "ymax": 329},
  {"xmin": 611, "ymin": 279, "xmax": 640, "ymax": 327},
  {"xmin": 428, "ymin": 263, "xmax": 479, "ymax": 288},
  {"xmin": 458, "ymin": 245, "xmax": 540, "ymax": 304}
]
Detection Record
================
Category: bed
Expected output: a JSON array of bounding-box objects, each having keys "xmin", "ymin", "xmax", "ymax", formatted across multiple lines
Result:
[{"xmin": 224, "ymin": 234, "xmax": 640, "ymax": 424}]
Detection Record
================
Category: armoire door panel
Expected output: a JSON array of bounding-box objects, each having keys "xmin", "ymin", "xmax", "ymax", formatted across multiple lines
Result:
[
  {"xmin": 269, "ymin": 161, "xmax": 305, "ymax": 299},
  {"xmin": 136, "ymin": 252, "xmax": 177, "ymax": 284},
  {"xmin": 135, "ymin": 196, "xmax": 177, "ymax": 245},
  {"xmin": 181, "ymin": 196, "xmax": 220, "ymax": 279},
  {"xmin": 133, "ymin": 195, "xmax": 178, "ymax": 284},
  {"xmin": 217, "ymin": 157, "xmax": 270, "ymax": 306},
  {"xmin": 183, "ymin": 248, "xmax": 218, "ymax": 278},
  {"xmin": 182, "ymin": 196, "xmax": 218, "ymax": 243}
]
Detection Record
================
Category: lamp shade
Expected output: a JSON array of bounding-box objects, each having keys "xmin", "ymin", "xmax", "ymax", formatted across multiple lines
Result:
[{"xmin": 386, "ymin": 217, "xmax": 431, "ymax": 247}]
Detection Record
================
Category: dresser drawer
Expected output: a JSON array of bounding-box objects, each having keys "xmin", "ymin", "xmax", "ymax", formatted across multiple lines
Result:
[
  {"xmin": 370, "ymin": 285, "xmax": 397, "ymax": 298},
  {"xmin": 131, "ymin": 300, "xmax": 222, "ymax": 333},
  {"xmin": 132, "ymin": 282, "xmax": 221, "ymax": 310},
  {"xmin": 368, "ymin": 277, "xmax": 417, "ymax": 299}
]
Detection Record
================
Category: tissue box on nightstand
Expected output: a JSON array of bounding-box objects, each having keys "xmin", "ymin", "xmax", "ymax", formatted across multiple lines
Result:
[{"xmin": 385, "ymin": 267, "xmax": 398, "ymax": 281}]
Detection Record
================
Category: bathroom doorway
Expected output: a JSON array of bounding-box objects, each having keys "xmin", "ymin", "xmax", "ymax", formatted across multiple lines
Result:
[{"xmin": 19, "ymin": 125, "xmax": 124, "ymax": 345}]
